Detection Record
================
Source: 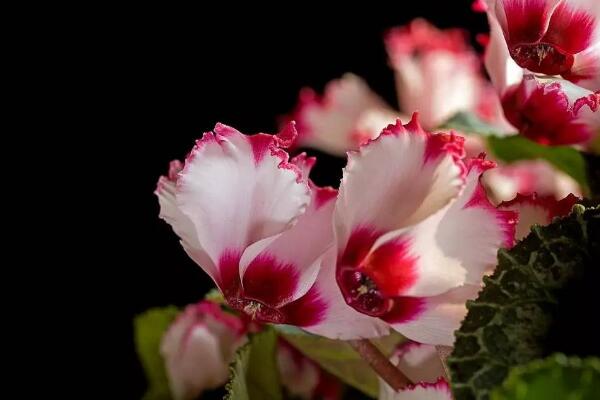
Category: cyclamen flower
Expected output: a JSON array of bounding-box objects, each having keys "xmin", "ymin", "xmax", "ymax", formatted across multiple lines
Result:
[
  {"xmin": 160, "ymin": 301, "xmax": 247, "ymax": 400},
  {"xmin": 157, "ymin": 116, "xmax": 516, "ymax": 345},
  {"xmin": 333, "ymin": 115, "xmax": 517, "ymax": 346},
  {"xmin": 463, "ymin": 135, "xmax": 581, "ymax": 203},
  {"xmin": 277, "ymin": 340, "xmax": 342, "ymax": 400},
  {"xmin": 287, "ymin": 74, "xmax": 405, "ymax": 156},
  {"xmin": 482, "ymin": 159, "xmax": 581, "ymax": 203},
  {"xmin": 378, "ymin": 341, "xmax": 451, "ymax": 400},
  {"xmin": 385, "ymin": 19, "xmax": 490, "ymax": 129},
  {"xmin": 287, "ymin": 20, "xmax": 510, "ymax": 157},
  {"xmin": 501, "ymin": 75, "xmax": 600, "ymax": 145},
  {"xmin": 484, "ymin": 0, "xmax": 600, "ymax": 91},
  {"xmin": 483, "ymin": 7, "xmax": 600, "ymax": 145},
  {"xmin": 498, "ymin": 192, "xmax": 579, "ymax": 239},
  {"xmin": 156, "ymin": 122, "xmax": 390, "ymax": 339}
]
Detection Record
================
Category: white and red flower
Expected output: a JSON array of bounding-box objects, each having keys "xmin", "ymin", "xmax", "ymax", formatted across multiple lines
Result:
[
  {"xmin": 378, "ymin": 341, "xmax": 451, "ymax": 400},
  {"xmin": 277, "ymin": 339, "xmax": 342, "ymax": 400},
  {"xmin": 286, "ymin": 19, "xmax": 513, "ymax": 157},
  {"xmin": 156, "ymin": 122, "xmax": 390, "ymax": 340},
  {"xmin": 501, "ymin": 75, "xmax": 600, "ymax": 145},
  {"xmin": 484, "ymin": 0, "xmax": 600, "ymax": 91},
  {"xmin": 160, "ymin": 301, "xmax": 247, "ymax": 400},
  {"xmin": 333, "ymin": 115, "xmax": 517, "ymax": 346},
  {"xmin": 482, "ymin": 158, "xmax": 581, "ymax": 204},
  {"xmin": 463, "ymin": 134, "xmax": 582, "ymax": 203},
  {"xmin": 157, "ymin": 116, "xmax": 516, "ymax": 345},
  {"xmin": 499, "ymin": 192, "xmax": 579, "ymax": 239},
  {"xmin": 286, "ymin": 74, "xmax": 403, "ymax": 156},
  {"xmin": 482, "ymin": 0, "xmax": 600, "ymax": 145},
  {"xmin": 385, "ymin": 19, "xmax": 492, "ymax": 130}
]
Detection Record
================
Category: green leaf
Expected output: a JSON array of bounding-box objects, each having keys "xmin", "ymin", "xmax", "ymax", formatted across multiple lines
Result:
[
  {"xmin": 277, "ymin": 327, "xmax": 404, "ymax": 398},
  {"xmin": 224, "ymin": 328, "xmax": 283, "ymax": 400},
  {"xmin": 486, "ymin": 135, "xmax": 588, "ymax": 189},
  {"xmin": 439, "ymin": 112, "xmax": 504, "ymax": 136},
  {"xmin": 225, "ymin": 340, "xmax": 251, "ymax": 400},
  {"xmin": 134, "ymin": 306, "xmax": 180, "ymax": 400},
  {"xmin": 448, "ymin": 205, "xmax": 599, "ymax": 400},
  {"xmin": 491, "ymin": 354, "xmax": 600, "ymax": 400}
]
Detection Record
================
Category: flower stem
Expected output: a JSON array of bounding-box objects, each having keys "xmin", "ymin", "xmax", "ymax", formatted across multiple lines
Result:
[{"xmin": 348, "ymin": 339, "xmax": 412, "ymax": 391}]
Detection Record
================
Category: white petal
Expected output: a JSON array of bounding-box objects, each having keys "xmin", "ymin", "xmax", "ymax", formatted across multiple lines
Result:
[{"xmin": 176, "ymin": 124, "xmax": 311, "ymax": 286}]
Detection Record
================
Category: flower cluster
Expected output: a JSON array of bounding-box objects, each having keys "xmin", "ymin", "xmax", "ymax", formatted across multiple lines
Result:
[{"xmin": 148, "ymin": 1, "xmax": 598, "ymax": 398}]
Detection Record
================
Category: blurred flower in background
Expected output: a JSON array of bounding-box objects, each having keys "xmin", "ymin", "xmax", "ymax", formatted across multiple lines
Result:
[{"xmin": 160, "ymin": 301, "xmax": 247, "ymax": 400}]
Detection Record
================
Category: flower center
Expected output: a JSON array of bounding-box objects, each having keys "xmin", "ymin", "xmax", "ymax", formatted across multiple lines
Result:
[
  {"xmin": 338, "ymin": 267, "xmax": 394, "ymax": 317},
  {"xmin": 228, "ymin": 297, "xmax": 285, "ymax": 324},
  {"xmin": 510, "ymin": 43, "xmax": 573, "ymax": 76}
]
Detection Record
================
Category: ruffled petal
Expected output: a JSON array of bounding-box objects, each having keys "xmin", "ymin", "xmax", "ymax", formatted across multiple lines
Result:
[
  {"xmin": 499, "ymin": 192, "xmax": 579, "ymax": 240},
  {"xmin": 335, "ymin": 114, "xmax": 466, "ymax": 252},
  {"xmin": 385, "ymin": 19, "xmax": 482, "ymax": 128},
  {"xmin": 482, "ymin": 159, "xmax": 582, "ymax": 205},
  {"xmin": 176, "ymin": 123, "xmax": 311, "ymax": 288},
  {"xmin": 288, "ymin": 74, "xmax": 396, "ymax": 155},
  {"xmin": 501, "ymin": 75, "xmax": 600, "ymax": 145}
]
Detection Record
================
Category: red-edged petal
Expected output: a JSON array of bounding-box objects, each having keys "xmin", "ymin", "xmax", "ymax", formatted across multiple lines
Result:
[
  {"xmin": 335, "ymin": 114, "xmax": 466, "ymax": 254},
  {"xmin": 499, "ymin": 192, "xmax": 579, "ymax": 240},
  {"xmin": 286, "ymin": 74, "xmax": 396, "ymax": 156},
  {"xmin": 482, "ymin": 159, "xmax": 582, "ymax": 204},
  {"xmin": 176, "ymin": 123, "xmax": 311, "ymax": 289},
  {"xmin": 385, "ymin": 19, "xmax": 482, "ymax": 129},
  {"xmin": 385, "ymin": 19, "xmax": 470, "ymax": 57},
  {"xmin": 392, "ymin": 341, "xmax": 446, "ymax": 384},
  {"xmin": 386, "ymin": 285, "xmax": 481, "ymax": 346},
  {"xmin": 501, "ymin": 75, "xmax": 599, "ymax": 145},
  {"xmin": 379, "ymin": 377, "xmax": 452, "ymax": 400}
]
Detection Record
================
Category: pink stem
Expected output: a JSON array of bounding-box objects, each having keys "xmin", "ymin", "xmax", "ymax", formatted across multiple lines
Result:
[{"xmin": 348, "ymin": 339, "xmax": 412, "ymax": 391}]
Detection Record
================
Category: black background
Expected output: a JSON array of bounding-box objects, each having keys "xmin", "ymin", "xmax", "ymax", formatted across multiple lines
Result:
[{"xmin": 116, "ymin": 2, "xmax": 487, "ymax": 397}]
